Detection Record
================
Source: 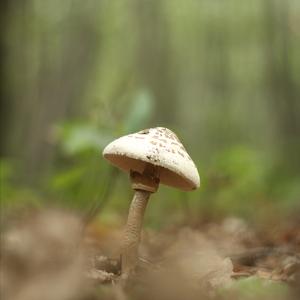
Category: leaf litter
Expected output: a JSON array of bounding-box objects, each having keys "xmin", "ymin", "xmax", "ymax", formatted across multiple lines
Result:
[{"xmin": 1, "ymin": 210, "xmax": 299, "ymax": 300}]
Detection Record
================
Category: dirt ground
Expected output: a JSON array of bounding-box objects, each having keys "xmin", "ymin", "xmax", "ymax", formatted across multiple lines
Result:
[{"xmin": 1, "ymin": 209, "xmax": 299, "ymax": 300}]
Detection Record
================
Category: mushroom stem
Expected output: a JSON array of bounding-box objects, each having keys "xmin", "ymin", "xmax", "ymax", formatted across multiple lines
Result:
[
  {"xmin": 121, "ymin": 189, "xmax": 150, "ymax": 274},
  {"xmin": 121, "ymin": 168, "xmax": 159, "ymax": 275}
]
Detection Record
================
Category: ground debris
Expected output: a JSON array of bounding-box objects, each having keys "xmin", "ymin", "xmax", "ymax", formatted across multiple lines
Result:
[
  {"xmin": 85, "ymin": 269, "xmax": 116, "ymax": 283},
  {"xmin": 1, "ymin": 211, "xmax": 299, "ymax": 300},
  {"xmin": 93, "ymin": 255, "xmax": 121, "ymax": 275},
  {"xmin": 0, "ymin": 210, "xmax": 90, "ymax": 300}
]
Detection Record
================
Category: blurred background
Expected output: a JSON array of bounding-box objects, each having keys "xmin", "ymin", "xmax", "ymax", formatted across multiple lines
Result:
[{"xmin": 1, "ymin": 0, "xmax": 300, "ymax": 229}]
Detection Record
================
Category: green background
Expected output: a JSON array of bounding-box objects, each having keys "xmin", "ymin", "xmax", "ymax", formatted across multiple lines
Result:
[{"xmin": 1, "ymin": 0, "xmax": 300, "ymax": 228}]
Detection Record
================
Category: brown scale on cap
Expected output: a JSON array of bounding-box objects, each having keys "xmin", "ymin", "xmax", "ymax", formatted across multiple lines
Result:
[{"xmin": 178, "ymin": 151, "xmax": 185, "ymax": 158}]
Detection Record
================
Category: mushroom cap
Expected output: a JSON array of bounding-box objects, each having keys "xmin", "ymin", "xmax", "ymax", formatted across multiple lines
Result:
[{"xmin": 102, "ymin": 127, "xmax": 200, "ymax": 191}]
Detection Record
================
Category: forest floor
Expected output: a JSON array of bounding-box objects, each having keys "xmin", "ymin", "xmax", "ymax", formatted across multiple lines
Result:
[{"xmin": 1, "ymin": 209, "xmax": 299, "ymax": 300}]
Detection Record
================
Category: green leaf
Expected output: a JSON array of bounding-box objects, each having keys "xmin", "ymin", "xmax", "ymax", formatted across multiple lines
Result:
[
  {"xmin": 57, "ymin": 123, "xmax": 113, "ymax": 155},
  {"xmin": 123, "ymin": 89, "xmax": 154, "ymax": 133},
  {"xmin": 221, "ymin": 277, "xmax": 290, "ymax": 300}
]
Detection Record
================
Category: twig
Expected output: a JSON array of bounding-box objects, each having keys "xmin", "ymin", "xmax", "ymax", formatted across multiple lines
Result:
[
  {"xmin": 228, "ymin": 246, "xmax": 298, "ymax": 266},
  {"xmin": 83, "ymin": 167, "xmax": 119, "ymax": 225}
]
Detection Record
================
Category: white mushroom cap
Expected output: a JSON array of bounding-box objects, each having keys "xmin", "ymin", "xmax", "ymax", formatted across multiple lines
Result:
[{"xmin": 103, "ymin": 127, "xmax": 200, "ymax": 191}]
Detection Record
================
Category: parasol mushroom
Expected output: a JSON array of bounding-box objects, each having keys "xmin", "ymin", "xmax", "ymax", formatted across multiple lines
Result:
[{"xmin": 102, "ymin": 127, "xmax": 200, "ymax": 275}]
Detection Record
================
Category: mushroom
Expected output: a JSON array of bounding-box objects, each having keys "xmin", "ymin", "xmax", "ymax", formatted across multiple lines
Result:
[{"xmin": 102, "ymin": 127, "xmax": 200, "ymax": 275}]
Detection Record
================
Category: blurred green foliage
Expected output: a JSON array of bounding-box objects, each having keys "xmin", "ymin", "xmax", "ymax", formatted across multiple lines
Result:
[
  {"xmin": 0, "ymin": 160, "xmax": 41, "ymax": 210},
  {"xmin": 218, "ymin": 277, "xmax": 290, "ymax": 300},
  {"xmin": 198, "ymin": 146, "xmax": 300, "ymax": 221},
  {"xmin": 48, "ymin": 90, "xmax": 154, "ymax": 216}
]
